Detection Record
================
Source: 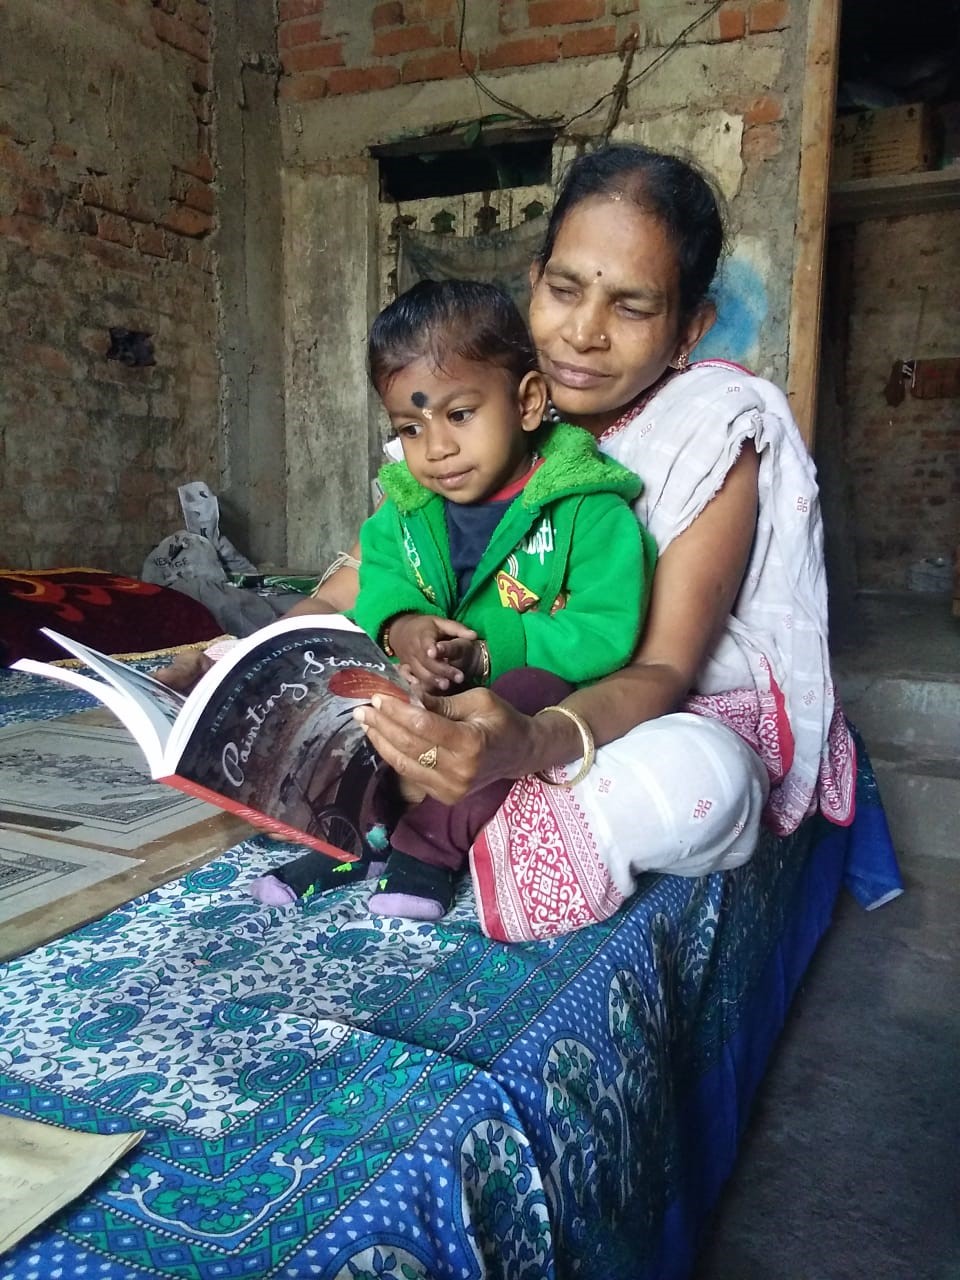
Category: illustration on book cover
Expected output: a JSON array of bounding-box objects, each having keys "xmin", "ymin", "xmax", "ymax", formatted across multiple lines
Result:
[{"xmin": 175, "ymin": 628, "xmax": 407, "ymax": 859}]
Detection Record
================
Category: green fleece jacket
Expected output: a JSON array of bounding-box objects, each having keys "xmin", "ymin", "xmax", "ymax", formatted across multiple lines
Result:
[{"xmin": 351, "ymin": 422, "xmax": 657, "ymax": 687}]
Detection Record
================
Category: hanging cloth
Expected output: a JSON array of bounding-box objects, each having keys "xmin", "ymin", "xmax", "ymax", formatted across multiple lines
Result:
[{"xmin": 397, "ymin": 217, "xmax": 547, "ymax": 314}]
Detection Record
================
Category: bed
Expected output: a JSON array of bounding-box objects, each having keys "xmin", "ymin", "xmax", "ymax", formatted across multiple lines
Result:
[
  {"xmin": 0, "ymin": 568, "xmax": 223, "ymax": 667},
  {"xmin": 0, "ymin": 654, "xmax": 902, "ymax": 1280}
]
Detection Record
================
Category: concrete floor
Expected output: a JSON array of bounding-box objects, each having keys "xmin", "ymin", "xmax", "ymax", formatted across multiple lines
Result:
[
  {"xmin": 693, "ymin": 854, "xmax": 960, "ymax": 1280},
  {"xmin": 830, "ymin": 590, "xmax": 959, "ymax": 682},
  {"xmin": 693, "ymin": 593, "xmax": 960, "ymax": 1280}
]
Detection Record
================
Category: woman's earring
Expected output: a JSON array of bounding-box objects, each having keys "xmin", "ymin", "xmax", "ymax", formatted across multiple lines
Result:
[{"xmin": 672, "ymin": 351, "xmax": 689, "ymax": 372}]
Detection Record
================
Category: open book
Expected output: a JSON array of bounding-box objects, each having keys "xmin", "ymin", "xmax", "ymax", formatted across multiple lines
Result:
[{"xmin": 13, "ymin": 616, "xmax": 412, "ymax": 862}]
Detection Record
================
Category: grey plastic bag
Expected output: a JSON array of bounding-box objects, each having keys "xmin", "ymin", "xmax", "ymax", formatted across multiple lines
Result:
[
  {"xmin": 177, "ymin": 481, "xmax": 258, "ymax": 575},
  {"xmin": 141, "ymin": 532, "xmax": 279, "ymax": 637}
]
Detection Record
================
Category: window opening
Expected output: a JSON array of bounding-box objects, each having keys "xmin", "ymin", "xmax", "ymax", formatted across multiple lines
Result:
[{"xmin": 373, "ymin": 129, "xmax": 555, "ymax": 203}]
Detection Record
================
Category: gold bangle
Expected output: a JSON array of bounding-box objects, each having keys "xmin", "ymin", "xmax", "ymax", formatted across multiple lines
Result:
[
  {"xmin": 380, "ymin": 625, "xmax": 395, "ymax": 657},
  {"xmin": 534, "ymin": 705, "xmax": 595, "ymax": 787},
  {"xmin": 476, "ymin": 639, "xmax": 491, "ymax": 684}
]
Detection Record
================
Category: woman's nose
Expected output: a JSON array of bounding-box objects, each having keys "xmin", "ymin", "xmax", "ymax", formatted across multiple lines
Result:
[{"xmin": 561, "ymin": 298, "xmax": 609, "ymax": 352}]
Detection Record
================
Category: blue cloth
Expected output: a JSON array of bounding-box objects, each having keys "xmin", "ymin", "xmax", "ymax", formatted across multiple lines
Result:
[
  {"xmin": 841, "ymin": 724, "xmax": 905, "ymax": 909},
  {"xmin": 0, "ymin": 672, "xmax": 902, "ymax": 1280}
]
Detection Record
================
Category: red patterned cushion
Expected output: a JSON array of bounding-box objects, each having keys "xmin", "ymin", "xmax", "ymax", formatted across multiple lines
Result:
[{"xmin": 0, "ymin": 568, "xmax": 222, "ymax": 666}]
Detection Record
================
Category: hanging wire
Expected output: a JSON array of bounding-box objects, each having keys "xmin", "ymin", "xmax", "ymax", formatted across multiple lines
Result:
[
  {"xmin": 599, "ymin": 28, "xmax": 640, "ymax": 143},
  {"xmin": 564, "ymin": 0, "xmax": 725, "ymax": 129},
  {"xmin": 455, "ymin": 1, "xmax": 544, "ymax": 124},
  {"xmin": 449, "ymin": 0, "xmax": 726, "ymax": 141}
]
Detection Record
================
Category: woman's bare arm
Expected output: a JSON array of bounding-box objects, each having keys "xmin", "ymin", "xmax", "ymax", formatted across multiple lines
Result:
[
  {"xmin": 284, "ymin": 543, "xmax": 362, "ymax": 617},
  {"xmin": 354, "ymin": 447, "xmax": 760, "ymax": 802},
  {"xmin": 560, "ymin": 445, "xmax": 760, "ymax": 747}
]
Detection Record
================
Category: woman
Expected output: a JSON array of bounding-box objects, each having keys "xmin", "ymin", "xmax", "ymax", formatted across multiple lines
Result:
[{"xmin": 177, "ymin": 144, "xmax": 856, "ymax": 942}]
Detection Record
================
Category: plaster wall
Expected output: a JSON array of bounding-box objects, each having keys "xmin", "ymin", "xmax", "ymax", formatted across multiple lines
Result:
[
  {"xmin": 276, "ymin": 0, "xmax": 808, "ymax": 571},
  {"xmin": 212, "ymin": 1, "xmax": 286, "ymax": 567},
  {"xmin": 282, "ymin": 164, "xmax": 381, "ymax": 570},
  {"xmin": 0, "ymin": 0, "xmax": 218, "ymax": 573}
]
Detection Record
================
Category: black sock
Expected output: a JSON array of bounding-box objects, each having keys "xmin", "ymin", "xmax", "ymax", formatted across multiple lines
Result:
[
  {"xmin": 277, "ymin": 849, "xmax": 374, "ymax": 897},
  {"xmin": 367, "ymin": 850, "xmax": 456, "ymax": 921}
]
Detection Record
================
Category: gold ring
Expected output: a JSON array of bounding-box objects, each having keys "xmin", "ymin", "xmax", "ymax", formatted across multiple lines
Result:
[{"xmin": 417, "ymin": 745, "xmax": 439, "ymax": 769}]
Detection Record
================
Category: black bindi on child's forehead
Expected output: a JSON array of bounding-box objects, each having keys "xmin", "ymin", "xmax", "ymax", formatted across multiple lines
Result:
[
  {"xmin": 411, "ymin": 390, "xmax": 429, "ymax": 409},
  {"xmin": 596, "ymin": 270, "xmax": 602, "ymax": 277}
]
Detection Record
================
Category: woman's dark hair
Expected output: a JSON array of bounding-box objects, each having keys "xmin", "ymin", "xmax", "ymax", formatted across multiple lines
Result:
[
  {"xmin": 368, "ymin": 278, "xmax": 537, "ymax": 392},
  {"xmin": 536, "ymin": 144, "xmax": 725, "ymax": 319}
]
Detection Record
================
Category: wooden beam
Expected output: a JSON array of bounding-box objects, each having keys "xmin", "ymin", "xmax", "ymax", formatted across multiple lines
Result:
[
  {"xmin": 370, "ymin": 123, "xmax": 560, "ymax": 158},
  {"xmin": 786, "ymin": 0, "xmax": 842, "ymax": 450},
  {"xmin": 831, "ymin": 168, "xmax": 960, "ymax": 223}
]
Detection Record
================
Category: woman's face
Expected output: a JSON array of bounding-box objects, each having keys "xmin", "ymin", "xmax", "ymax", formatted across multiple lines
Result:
[{"xmin": 528, "ymin": 196, "xmax": 713, "ymax": 435}]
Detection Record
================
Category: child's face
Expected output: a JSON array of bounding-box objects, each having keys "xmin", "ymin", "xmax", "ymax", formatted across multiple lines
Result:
[{"xmin": 380, "ymin": 355, "xmax": 545, "ymax": 504}]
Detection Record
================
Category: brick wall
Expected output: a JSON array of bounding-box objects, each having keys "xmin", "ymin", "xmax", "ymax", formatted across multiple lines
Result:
[
  {"xmin": 0, "ymin": 0, "xmax": 218, "ymax": 573},
  {"xmin": 844, "ymin": 211, "xmax": 960, "ymax": 590},
  {"xmin": 277, "ymin": 0, "xmax": 791, "ymax": 189}
]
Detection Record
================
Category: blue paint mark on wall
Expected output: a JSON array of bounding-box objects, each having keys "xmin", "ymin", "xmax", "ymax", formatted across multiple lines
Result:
[{"xmin": 693, "ymin": 253, "xmax": 768, "ymax": 368}]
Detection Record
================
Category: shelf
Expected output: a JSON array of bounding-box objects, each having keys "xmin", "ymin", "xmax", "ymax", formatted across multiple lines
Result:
[{"xmin": 830, "ymin": 168, "xmax": 960, "ymax": 223}]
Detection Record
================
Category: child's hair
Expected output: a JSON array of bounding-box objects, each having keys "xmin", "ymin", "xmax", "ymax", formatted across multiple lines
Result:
[{"xmin": 368, "ymin": 278, "xmax": 537, "ymax": 393}]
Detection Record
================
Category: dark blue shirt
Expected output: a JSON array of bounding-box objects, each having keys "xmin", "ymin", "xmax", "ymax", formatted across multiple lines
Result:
[{"xmin": 445, "ymin": 498, "xmax": 514, "ymax": 600}]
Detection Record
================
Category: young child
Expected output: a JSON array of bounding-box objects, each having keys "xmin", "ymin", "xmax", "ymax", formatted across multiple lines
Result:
[{"xmin": 250, "ymin": 279, "xmax": 657, "ymax": 921}]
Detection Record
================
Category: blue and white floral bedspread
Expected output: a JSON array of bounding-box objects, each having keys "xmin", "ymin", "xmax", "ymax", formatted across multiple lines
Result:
[{"xmin": 0, "ymin": 672, "xmax": 898, "ymax": 1280}]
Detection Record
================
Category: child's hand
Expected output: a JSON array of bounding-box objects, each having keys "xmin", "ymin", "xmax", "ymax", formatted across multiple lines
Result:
[
  {"xmin": 386, "ymin": 614, "xmax": 477, "ymax": 693},
  {"xmin": 407, "ymin": 636, "xmax": 488, "ymax": 695},
  {"xmin": 433, "ymin": 636, "xmax": 486, "ymax": 684}
]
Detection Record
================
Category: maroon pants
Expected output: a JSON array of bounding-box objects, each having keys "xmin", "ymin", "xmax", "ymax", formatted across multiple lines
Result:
[{"xmin": 388, "ymin": 668, "xmax": 575, "ymax": 872}]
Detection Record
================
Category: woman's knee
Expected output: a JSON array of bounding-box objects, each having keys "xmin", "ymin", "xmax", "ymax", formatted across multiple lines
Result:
[
  {"xmin": 649, "ymin": 715, "xmax": 769, "ymax": 874},
  {"xmin": 592, "ymin": 714, "xmax": 769, "ymax": 880}
]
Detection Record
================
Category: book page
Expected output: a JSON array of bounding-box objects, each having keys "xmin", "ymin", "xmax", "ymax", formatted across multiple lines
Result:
[
  {"xmin": 37, "ymin": 629, "xmax": 186, "ymax": 726},
  {"xmin": 13, "ymin": 654, "xmax": 176, "ymax": 778},
  {"xmin": 0, "ymin": 1114, "xmax": 144, "ymax": 1255}
]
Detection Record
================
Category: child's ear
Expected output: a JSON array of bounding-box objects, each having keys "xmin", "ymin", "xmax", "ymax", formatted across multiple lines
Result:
[{"xmin": 518, "ymin": 370, "xmax": 548, "ymax": 433}]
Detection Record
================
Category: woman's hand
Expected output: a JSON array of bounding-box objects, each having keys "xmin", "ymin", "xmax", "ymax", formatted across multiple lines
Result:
[
  {"xmin": 354, "ymin": 686, "xmax": 546, "ymax": 805},
  {"xmin": 388, "ymin": 614, "xmax": 478, "ymax": 694}
]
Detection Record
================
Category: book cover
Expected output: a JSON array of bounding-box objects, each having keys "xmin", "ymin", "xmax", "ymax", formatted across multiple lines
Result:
[{"xmin": 168, "ymin": 623, "xmax": 410, "ymax": 861}]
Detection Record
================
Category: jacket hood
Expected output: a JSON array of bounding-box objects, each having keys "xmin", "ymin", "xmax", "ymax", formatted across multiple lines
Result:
[{"xmin": 379, "ymin": 422, "xmax": 642, "ymax": 513}]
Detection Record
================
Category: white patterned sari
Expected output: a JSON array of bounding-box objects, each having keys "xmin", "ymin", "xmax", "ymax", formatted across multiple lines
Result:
[{"xmin": 470, "ymin": 361, "xmax": 856, "ymax": 942}]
